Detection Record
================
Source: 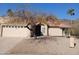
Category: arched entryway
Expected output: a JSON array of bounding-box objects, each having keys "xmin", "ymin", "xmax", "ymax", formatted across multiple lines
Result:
[{"xmin": 35, "ymin": 24, "xmax": 42, "ymax": 36}]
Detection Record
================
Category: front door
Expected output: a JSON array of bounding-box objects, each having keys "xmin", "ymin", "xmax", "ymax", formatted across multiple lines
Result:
[{"xmin": 35, "ymin": 24, "xmax": 41, "ymax": 36}]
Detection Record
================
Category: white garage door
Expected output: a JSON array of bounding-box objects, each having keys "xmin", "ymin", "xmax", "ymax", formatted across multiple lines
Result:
[
  {"xmin": 49, "ymin": 28, "xmax": 62, "ymax": 36},
  {"xmin": 2, "ymin": 26, "xmax": 31, "ymax": 38}
]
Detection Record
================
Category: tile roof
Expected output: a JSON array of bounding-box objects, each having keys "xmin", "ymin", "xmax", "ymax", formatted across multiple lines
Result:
[
  {"xmin": 47, "ymin": 20, "xmax": 71, "ymax": 28},
  {"xmin": 0, "ymin": 16, "xmax": 71, "ymax": 28}
]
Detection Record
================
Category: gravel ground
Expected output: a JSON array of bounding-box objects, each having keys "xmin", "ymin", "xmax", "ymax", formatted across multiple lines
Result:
[{"xmin": 0, "ymin": 36, "xmax": 79, "ymax": 55}]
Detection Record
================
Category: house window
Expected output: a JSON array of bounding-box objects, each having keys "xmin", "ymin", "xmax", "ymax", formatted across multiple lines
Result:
[
  {"xmin": 24, "ymin": 26, "xmax": 26, "ymax": 28},
  {"xmin": 42, "ymin": 27, "xmax": 45, "ymax": 33},
  {"xmin": 12, "ymin": 26, "xmax": 14, "ymax": 28},
  {"xmin": 21, "ymin": 26, "xmax": 23, "ymax": 28},
  {"xmin": 9, "ymin": 26, "xmax": 11, "ymax": 28},
  {"xmin": 18, "ymin": 26, "xmax": 20, "ymax": 28},
  {"xmin": 15, "ymin": 26, "xmax": 17, "ymax": 28},
  {"xmin": 6, "ymin": 25, "xmax": 8, "ymax": 27},
  {"xmin": 41, "ymin": 26, "xmax": 45, "ymax": 33},
  {"xmin": 2, "ymin": 25, "xmax": 5, "ymax": 27}
]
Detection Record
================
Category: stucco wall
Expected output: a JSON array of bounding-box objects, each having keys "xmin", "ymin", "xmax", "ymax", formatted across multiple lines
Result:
[
  {"xmin": 0, "ymin": 24, "xmax": 64, "ymax": 38},
  {"xmin": 49, "ymin": 28, "xmax": 63, "ymax": 36},
  {"xmin": 2, "ymin": 26, "xmax": 31, "ymax": 38}
]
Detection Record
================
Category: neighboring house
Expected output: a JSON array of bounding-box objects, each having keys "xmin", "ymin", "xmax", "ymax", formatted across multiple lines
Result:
[{"xmin": 0, "ymin": 16, "xmax": 71, "ymax": 38}]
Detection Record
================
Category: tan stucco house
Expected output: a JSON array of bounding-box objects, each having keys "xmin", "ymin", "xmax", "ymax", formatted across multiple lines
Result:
[{"xmin": 0, "ymin": 16, "xmax": 71, "ymax": 38}]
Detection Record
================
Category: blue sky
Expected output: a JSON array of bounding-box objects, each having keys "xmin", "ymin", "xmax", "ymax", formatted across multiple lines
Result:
[{"xmin": 0, "ymin": 3, "xmax": 79, "ymax": 20}]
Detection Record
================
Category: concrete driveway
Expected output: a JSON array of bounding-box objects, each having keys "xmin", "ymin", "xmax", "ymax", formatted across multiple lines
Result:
[
  {"xmin": 0, "ymin": 36, "xmax": 79, "ymax": 55},
  {"xmin": 0, "ymin": 37, "xmax": 23, "ymax": 54}
]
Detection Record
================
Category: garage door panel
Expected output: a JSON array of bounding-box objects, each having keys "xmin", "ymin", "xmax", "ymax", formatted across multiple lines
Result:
[{"xmin": 49, "ymin": 28, "xmax": 62, "ymax": 36}]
